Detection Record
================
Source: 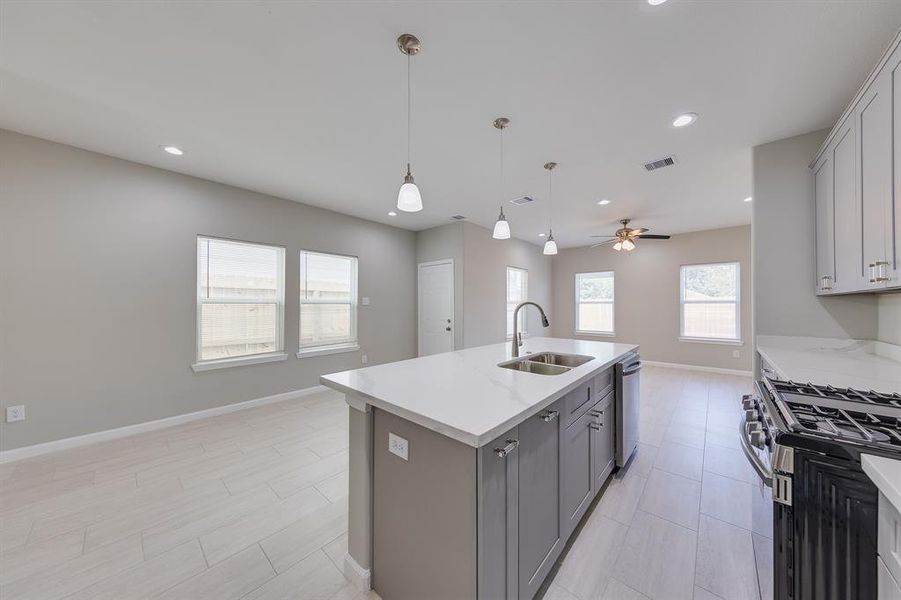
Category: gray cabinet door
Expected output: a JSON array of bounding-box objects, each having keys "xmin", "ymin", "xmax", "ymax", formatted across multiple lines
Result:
[
  {"xmin": 517, "ymin": 404, "xmax": 562, "ymax": 600},
  {"xmin": 478, "ymin": 427, "xmax": 519, "ymax": 600},
  {"xmin": 833, "ymin": 120, "xmax": 865, "ymax": 293},
  {"xmin": 591, "ymin": 393, "xmax": 615, "ymax": 491},
  {"xmin": 859, "ymin": 69, "xmax": 893, "ymax": 291},
  {"xmin": 560, "ymin": 407, "xmax": 593, "ymax": 539},
  {"xmin": 814, "ymin": 154, "xmax": 835, "ymax": 294}
]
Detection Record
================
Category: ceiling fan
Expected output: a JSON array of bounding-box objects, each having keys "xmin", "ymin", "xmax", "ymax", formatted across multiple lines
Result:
[{"xmin": 590, "ymin": 219, "xmax": 671, "ymax": 251}]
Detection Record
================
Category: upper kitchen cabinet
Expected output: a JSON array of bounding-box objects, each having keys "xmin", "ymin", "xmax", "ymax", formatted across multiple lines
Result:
[{"xmin": 812, "ymin": 32, "xmax": 901, "ymax": 294}]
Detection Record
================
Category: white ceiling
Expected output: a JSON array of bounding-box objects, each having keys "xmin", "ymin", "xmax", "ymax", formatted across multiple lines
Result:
[{"xmin": 2, "ymin": 1, "xmax": 900, "ymax": 248}]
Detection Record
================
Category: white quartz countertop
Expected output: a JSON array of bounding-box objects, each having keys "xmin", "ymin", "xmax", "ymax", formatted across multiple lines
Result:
[
  {"xmin": 862, "ymin": 454, "xmax": 901, "ymax": 514},
  {"xmin": 756, "ymin": 335, "xmax": 901, "ymax": 394},
  {"xmin": 320, "ymin": 337, "xmax": 638, "ymax": 448}
]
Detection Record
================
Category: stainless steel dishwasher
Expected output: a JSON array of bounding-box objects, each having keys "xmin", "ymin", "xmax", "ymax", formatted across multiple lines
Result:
[{"xmin": 615, "ymin": 352, "xmax": 640, "ymax": 467}]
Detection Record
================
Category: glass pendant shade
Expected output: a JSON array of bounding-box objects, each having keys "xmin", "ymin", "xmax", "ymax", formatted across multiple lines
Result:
[
  {"xmin": 492, "ymin": 210, "xmax": 511, "ymax": 239},
  {"xmin": 397, "ymin": 171, "xmax": 423, "ymax": 212},
  {"xmin": 622, "ymin": 238, "xmax": 635, "ymax": 251},
  {"xmin": 613, "ymin": 241, "xmax": 623, "ymax": 251},
  {"xmin": 543, "ymin": 231, "xmax": 558, "ymax": 255}
]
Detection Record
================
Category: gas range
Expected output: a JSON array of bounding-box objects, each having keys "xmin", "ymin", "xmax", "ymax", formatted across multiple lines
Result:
[{"xmin": 740, "ymin": 378, "xmax": 901, "ymax": 600}]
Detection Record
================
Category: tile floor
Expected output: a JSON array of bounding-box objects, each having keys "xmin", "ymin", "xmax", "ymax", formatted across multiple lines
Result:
[{"xmin": 0, "ymin": 366, "xmax": 766, "ymax": 600}]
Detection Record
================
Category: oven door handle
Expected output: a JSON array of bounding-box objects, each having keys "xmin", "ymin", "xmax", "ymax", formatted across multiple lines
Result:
[{"xmin": 739, "ymin": 421, "xmax": 773, "ymax": 487}]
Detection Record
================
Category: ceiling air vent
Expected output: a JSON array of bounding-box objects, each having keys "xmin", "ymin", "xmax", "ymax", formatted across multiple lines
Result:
[
  {"xmin": 450, "ymin": 214, "xmax": 466, "ymax": 221},
  {"xmin": 509, "ymin": 196, "xmax": 535, "ymax": 206},
  {"xmin": 642, "ymin": 155, "xmax": 677, "ymax": 172}
]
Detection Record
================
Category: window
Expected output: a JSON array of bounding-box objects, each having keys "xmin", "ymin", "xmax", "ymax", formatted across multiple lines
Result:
[
  {"xmin": 299, "ymin": 250, "xmax": 358, "ymax": 355},
  {"xmin": 575, "ymin": 271, "xmax": 615, "ymax": 335},
  {"xmin": 195, "ymin": 237, "xmax": 286, "ymax": 370},
  {"xmin": 680, "ymin": 262, "xmax": 741, "ymax": 342},
  {"xmin": 506, "ymin": 266, "xmax": 528, "ymax": 339}
]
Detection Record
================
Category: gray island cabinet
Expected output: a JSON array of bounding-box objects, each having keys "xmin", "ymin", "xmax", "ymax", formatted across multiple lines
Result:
[{"xmin": 320, "ymin": 337, "xmax": 637, "ymax": 600}]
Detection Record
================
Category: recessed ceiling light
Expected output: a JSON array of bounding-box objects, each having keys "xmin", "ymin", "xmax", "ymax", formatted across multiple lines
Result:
[
  {"xmin": 672, "ymin": 113, "xmax": 698, "ymax": 128},
  {"xmin": 539, "ymin": 233, "xmax": 546, "ymax": 237},
  {"xmin": 597, "ymin": 199, "xmax": 611, "ymax": 206},
  {"xmin": 388, "ymin": 211, "xmax": 397, "ymax": 216},
  {"xmin": 161, "ymin": 145, "xmax": 184, "ymax": 155},
  {"xmin": 743, "ymin": 197, "xmax": 753, "ymax": 203},
  {"xmin": 647, "ymin": 0, "xmax": 669, "ymax": 5}
]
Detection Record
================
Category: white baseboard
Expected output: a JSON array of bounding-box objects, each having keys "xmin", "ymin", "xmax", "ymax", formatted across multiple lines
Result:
[
  {"xmin": 0, "ymin": 385, "xmax": 329, "ymax": 464},
  {"xmin": 343, "ymin": 553, "xmax": 371, "ymax": 591},
  {"xmin": 642, "ymin": 360, "xmax": 752, "ymax": 377}
]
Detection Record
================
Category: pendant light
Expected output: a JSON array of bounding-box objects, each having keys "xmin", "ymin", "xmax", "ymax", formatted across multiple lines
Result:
[
  {"xmin": 396, "ymin": 34, "xmax": 423, "ymax": 213},
  {"xmin": 492, "ymin": 117, "xmax": 511, "ymax": 239},
  {"xmin": 542, "ymin": 162, "xmax": 558, "ymax": 255}
]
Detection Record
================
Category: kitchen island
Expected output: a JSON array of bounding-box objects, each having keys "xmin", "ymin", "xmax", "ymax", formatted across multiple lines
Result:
[{"xmin": 321, "ymin": 337, "xmax": 638, "ymax": 600}]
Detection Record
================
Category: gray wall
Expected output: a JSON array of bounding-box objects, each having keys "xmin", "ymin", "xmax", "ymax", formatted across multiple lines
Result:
[
  {"xmin": 415, "ymin": 223, "xmax": 465, "ymax": 351},
  {"xmin": 461, "ymin": 222, "xmax": 553, "ymax": 348},
  {"xmin": 551, "ymin": 226, "xmax": 753, "ymax": 371},
  {"xmin": 879, "ymin": 294, "xmax": 901, "ymax": 344},
  {"xmin": 0, "ymin": 131, "xmax": 416, "ymax": 450},
  {"xmin": 752, "ymin": 129, "xmax": 878, "ymax": 340}
]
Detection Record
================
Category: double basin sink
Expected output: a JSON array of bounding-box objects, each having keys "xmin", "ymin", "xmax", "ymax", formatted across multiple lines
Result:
[{"xmin": 498, "ymin": 352, "xmax": 594, "ymax": 376}]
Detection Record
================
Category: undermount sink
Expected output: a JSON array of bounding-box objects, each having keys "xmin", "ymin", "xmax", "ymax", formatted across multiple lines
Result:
[
  {"xmin": 525, "ymin": 352, "xmax": 594, "ymax": 368},
  {"xmin": 498, "ymin": 352, "xmax": 594, "ymax": 376}
]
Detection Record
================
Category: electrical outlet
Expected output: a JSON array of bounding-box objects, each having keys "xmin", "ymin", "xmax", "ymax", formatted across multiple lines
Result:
[
  {"xmin": 6, "ymin": 405, "xmax": 25, "ymax": 423},
  {"xmin": 362, "ymin": 354, "xmax": 368, "ymax": 365},
  {"xmin": 732, "ymin": 350, "xmax": 741, "ymax": 358},
  {"xmin": 388, "ymin": 432, "xmax": 409, "ymax": 461}
]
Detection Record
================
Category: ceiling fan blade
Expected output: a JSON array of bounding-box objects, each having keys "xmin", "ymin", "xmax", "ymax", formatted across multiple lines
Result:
[
  {"xmin": 634, "ymin": 234, "xmax": 671, "ymax": 239},
  {"xmin": 590, "ymin": 239, "xmax": 618, "ymax": 248},
  {"xmin": 590, "ymin": 234, "xmax": 617, "ymax": 238},
  {"xmin": 630, "ymin": 228, "xmax": 648, "ymax": 235}
]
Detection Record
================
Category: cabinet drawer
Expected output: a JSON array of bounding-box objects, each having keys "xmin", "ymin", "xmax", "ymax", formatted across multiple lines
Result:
[
  {"xmin": 880, "ymin": 493, "xmax": 901, "ymax": 587},
  {"xmin": 560, "ymin": 368, "xmax": 614, "ymax": 429}
]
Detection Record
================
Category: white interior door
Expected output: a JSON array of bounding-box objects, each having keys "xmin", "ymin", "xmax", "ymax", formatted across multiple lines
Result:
[{"xmin": 418, "ymin": 260, "xmax": 455, "ymax": 356}]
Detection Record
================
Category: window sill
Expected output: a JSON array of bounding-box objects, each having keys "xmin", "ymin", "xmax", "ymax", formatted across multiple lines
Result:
[
  {"xmin": 678, "ymin": 337, "xmax": 744, "ymax": 346},
  {"xmin": 575, "ymin": 330, "xmax": 615, "ymax": 338},
  {"xmin": 192, "ymin": 352, "xmax": 288, "ymax": 372},
  {"xmin": 296, "ymin": 344, "xmax": 360, "ymax": 359}
]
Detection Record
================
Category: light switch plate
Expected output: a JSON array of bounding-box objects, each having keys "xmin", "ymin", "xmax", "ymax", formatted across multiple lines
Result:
[
  {"xmin": 362, "ymin": 354, "xmax": 368, "ymax": 365},
  {"xmin": 362, "ymin": 297, "xmax": 370, "ymax": 306},
  {"xmin": 388, "ymin": 432, "xmax": 409, "ymax": 461},
  {"xmin": 6, "ymin": 405, "xmax": 25, "ymax": 423}
]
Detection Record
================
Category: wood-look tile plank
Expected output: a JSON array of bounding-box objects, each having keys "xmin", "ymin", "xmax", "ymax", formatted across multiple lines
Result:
[
  {"xmin": 260, "ymin": 500, "xmax": 348, "ymax": 573},
  {"xmin": 200, "ymin": 487, "xmax": 330, "ymax": 566},
  {"xmin": 703, "ymin": 446, "xmax": 759, "ymax": 485},
  {"xmin": 553, "ymin": 513, "xmax": 630, "ymax": 599},
  {"xmin": 155, "ymin": 544, "xmax": 274, "ymax": 600},
  {"xmin": 597, "ymin": 473, "xmax": 647, "ymax": 526},
  {"xmin": 0, "ymin": 534, "xmax": 143, "ymax": 600},
  {"xmin": 601, "ymin": 578, "xmax": 652, "ymax": 600},
  {"xmin": 65, "ymin": 538, "xmax": 207, "ymax": 600},
  {"xmin": 653, "ymin": 441, "xmax": 704, "ymax": 481},
  {"xmin": 266, "ymin": 451, "xmax": 348, "ymax": 499},
  {"xmin": 0, "ymin": 529, "xmax": 85, "ymax": 585},
  {"xmin": 243, "ymin": 549, "xmax": 348, "ymax": 600},
  {"xmin": 700, "ymin": 471, "xmax": 754, "ymax": 530},
  {"xmin": 222, "ymin": 448, "xmax": 322, "ymax": 496}
]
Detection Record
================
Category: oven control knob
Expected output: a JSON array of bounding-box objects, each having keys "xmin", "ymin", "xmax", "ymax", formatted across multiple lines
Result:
[
  {"xmin": 746, "ymin": 421, "xmax": 762, "ymax": 433},
  {"xmin": 750, "ymin": 430, "xmax": 765, "ymax": 448},
  {"xmin": 744, "ymin": 409, "xmax": 759, "ymax": 422},
  {"xmin": 741, "ymin": 398, "xmax": 755, "ymax": 410}
]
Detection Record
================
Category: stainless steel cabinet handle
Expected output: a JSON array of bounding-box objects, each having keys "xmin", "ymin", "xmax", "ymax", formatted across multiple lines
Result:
[
  {"xmin": 820, "ymin": 275, "xmax": 833, "ymax": 291},
  {"xmin": 494, "ymin": 439, "xmax": 519, "ymax": 458},
  {"xmin": 589, "ymin": 422, "xmax": 603, "ymax": 430},
  {"xmin": 869, "ymin": 263, "xmax": 878, "ymax": 284},
  {"xmin": 589, "ymin": 410, "xmax": 604, "ymax": 417},
  {"xmin": 539, "ymin": 410, "xmax": 559, "ymax": 423},
  {"xmin": 875, "ymin": 261, "xmax": 890, "ymax": 282}
]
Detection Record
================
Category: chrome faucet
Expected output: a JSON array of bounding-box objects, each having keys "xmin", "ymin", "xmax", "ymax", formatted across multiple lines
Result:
[{"xmin": 511, "ymin": 301, "xmax": 550, "ymax": 358}]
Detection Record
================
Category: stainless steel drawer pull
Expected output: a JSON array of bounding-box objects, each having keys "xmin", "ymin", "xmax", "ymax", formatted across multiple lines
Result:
[
  {"xmin": 494, "ymin": 439, "xmax": 519, "ymax": 458},
  {"xmin": 589, "ymin": 422, "xmax": 603, "ymax": 430},
  {"xmin": 540, "ymin": 410, "xmax": 559, "ymax": 422},
  {"xmin": 589, "ymin": 410, "xmax": 603, "ymax": 417}
]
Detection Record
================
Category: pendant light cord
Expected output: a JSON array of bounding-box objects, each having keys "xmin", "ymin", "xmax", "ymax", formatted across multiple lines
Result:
[
  {"xmin": 407, "ymin": 53, "xmax": 412, "ymax": 169},
  {"xmin": 499, "ymin": 126, "xmax": 504, "ymax": 212},
  {"xmin": 548, "ymin": 169, "xmax": 553, "ymax": 231}
]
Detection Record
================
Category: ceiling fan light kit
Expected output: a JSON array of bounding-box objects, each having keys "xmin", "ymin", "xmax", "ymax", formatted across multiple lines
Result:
[
  {"xmin": 396, "ymin": 34, "xmax": 423, "ymax": 213},
  {"xmin": 590, "ymin": 218, "xmax": 671, "ymax": 251}
]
